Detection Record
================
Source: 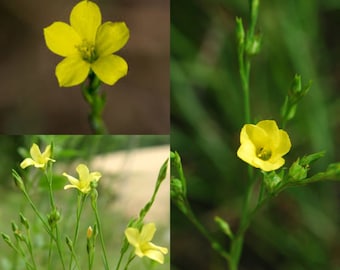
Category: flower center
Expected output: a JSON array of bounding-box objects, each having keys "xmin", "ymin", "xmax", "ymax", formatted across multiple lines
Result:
[
  {"xmin": 256, "ymin": 147, "xmax": 272, "ymax": 161},
  {"xmin": 76, "ymin": 40, "xmax": 98, "ymax": 63}
]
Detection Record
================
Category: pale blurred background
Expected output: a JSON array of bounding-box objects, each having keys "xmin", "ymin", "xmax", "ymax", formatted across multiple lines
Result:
[{"xmin": 0, "ymin": 0, "xmax": 169, "ymax": 133}]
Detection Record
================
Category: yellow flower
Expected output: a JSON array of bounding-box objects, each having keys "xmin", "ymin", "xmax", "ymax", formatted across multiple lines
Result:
[
  {"xmin": 63, "ymin": 164, "xmax": 101, "ymax": 194},
  {"xmin": 237, "ymin": 120, "xmax": 291, "ymax": 171},
  {"xmin": 125, "ymin": 223, "xmax": 168, "ymax": 264},
  {"xmin": 44, "ymin": 0, "xmax": 129, "ymax": 87},
  {"xmin": 20, "ymin": 143, "xmax": 55, "ymax": 169}
]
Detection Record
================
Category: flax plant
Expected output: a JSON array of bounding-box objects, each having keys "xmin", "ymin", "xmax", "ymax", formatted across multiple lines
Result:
[
  {"xmin": 2, "ymin": 140, "xmax": 169, "ymax": 270},
  {"xmin": 171, "ymin": 0, "xmax": 340, "ymax": 269}
]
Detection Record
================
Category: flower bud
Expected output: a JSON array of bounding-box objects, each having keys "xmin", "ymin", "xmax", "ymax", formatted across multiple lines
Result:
[
  {"xmin": 288, "ymin": 160, "xmax": 307, "ymax": 181},
  {"xmin": 235, "ymin": 17, "xmax": 245, "ymax": 46}
]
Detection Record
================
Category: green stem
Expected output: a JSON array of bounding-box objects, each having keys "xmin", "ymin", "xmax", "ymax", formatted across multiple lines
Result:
[
  {"xmin": 21, "ymin": 189, "xmax": 53, "ymax": 239},
  {"xmin": 92, "ymin": 198, "xmax": 110, "ymax": 270},
  {"xmin": 115, "ymin": 251, "xmax": 125, "ymax": 270},
  {"xmin": 69, "ymin": 193, "xmax": 86, "ymax": 270},
  {"xmin": 238, "ymin": 46, "xmax": 251, "ymax": 124},
  {"xmin": 229, "ymin": 172, "xmax": 255, "ymax": 270},
  {"xmin": 25, "ymin": 229, "xmax": 37, "ymax": 270},
  {"xmin": 45, "ymin": 166, "xmax": 66, "ymax": 270},
  {"xmin": 184, "ymin": 200, "xmax": 230, "ymax": 262},
  {"xmin": 82, "ymin": 73, "xmax": 107, "ymax": 134},
  {"xmin": 123, "ymin": 253, "xmax": 136, "ymax": 270}
]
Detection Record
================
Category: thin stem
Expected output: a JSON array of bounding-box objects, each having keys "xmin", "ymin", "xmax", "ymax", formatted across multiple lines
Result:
[
  {"xmin": 25, "ymin": 229, "xmax": 37, "ymax": 270},
  {"xmin": 21, "ymin": 189, "xmax": 53, "ymax": 238},
  {"xmin": 81, "ymin": 73, "xmax": 107, "ymax": 134},
  {"xmin": 69, "ymin": 193, "xmax": 86, "ymax": 270},
  {"xmin": 45, "ymin": 166, "xmax": 66, "ymax": 270},
  {"xmin": 238, "ymin": 45, "xmax": 251, "ymax": 124},
  {"xmin": 229, "ymin": 172, "xmax": 255, "ymax": 270},
  {"xmin": 184, "ymin": 200, "xmax": 230, "ymax": 262},
  {"xmin": 92, "ymin": 198, "xmax": 110, "ymax": 270},
  {"xmin": 115, "ymin": 251, "xmax": 125, "ymax": 270},
  {"xmin": 123, "ymin": 253, "xmax": 136, "ymax": 270}
]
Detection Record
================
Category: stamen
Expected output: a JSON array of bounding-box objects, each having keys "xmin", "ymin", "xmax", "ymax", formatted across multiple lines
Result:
[
  {"xmin": 256, "ymin": 147, "xmax": 272, "ymax": 161},
  {"xmin": 76, "ymin": 40, "xmax": 97, "ymax": 63}
]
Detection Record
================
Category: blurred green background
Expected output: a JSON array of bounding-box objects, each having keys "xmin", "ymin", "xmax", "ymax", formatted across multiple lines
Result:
[
  {"xmin": 0, "ymin": 135, "xmax": 169, "ymax": 270},
  {"xmin": 171, "ymin": 0, "xmax": 340, "ymax": 269}
]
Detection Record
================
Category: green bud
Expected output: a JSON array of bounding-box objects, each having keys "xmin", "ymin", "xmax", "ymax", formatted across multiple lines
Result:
[
  {"xmin": 1, "ymin": 233, "xmax": 13, "ymax": 246},
  {"xmin": 19, "ymin": 213, "xmax": 30, "ymax": 230},
  {"xmin": 157, "ymin": 158, "xmax": 169, "ymax": 184},
  {"xmin": 12, "ymin": 170, "xmax": 26, "ymax": 192},
  {"xmin": 215, "ymin": 216, "xmax": 233, "ymax": 239},
  {"xmin": 48, "ymin": 209, "xmax": 61, "ymax": 228},
  {"xmin": 300, "ymin": 151, "xmax": 325, "ymax": 166},
  {"xmin": 289, "ymin": 74, "xmax": 312, "ymax": 103},
  {"xmin": 90, "ymin": 180, "xmax": 98, "ymax": 189},
  {"xmin": 235, "ymin": 17, "xmax": 245, "ymax": 46},
  {"xmin": 289, "ymin": 160, "xmax": 308, "ymax": 181},
  {"xmin": 170, "ymin": 178, "xmax": 184, "ymax": 198},
  {"xmin": 246, "ymin": 34, "xmax": 262, "ymax": 56},
  {"xmin": 263, "ymin": 171, "xmax": 282, "ymax": 193},
  {"xmin": 90, "ymin": 189, "xmax": 98, "ymax": 210},
  {"xmin": 11, "ymin": 221, "xmax": 19, "ymax": 233},
  {"xmin": 65, "ymin": 236, "xmax": 73, "ymax": 251},
  {"xmin": 290, "ymin": 74, "xmax": 302, "ymax": 96}
]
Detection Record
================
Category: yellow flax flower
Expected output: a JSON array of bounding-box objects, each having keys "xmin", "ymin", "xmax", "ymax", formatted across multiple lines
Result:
[
  {"xmin": 20, "ymin": 143, "xmax": 55, "ymax": 169},
  {"xmin": 125, "ymin": 223, "xmax": 168, "ymax": 264},
  {"xmin": 44, "ymin": 0, "xmax": 129, "ymax": 87},
  {"xmin": 237, "ymin": 120, "xmax": 291, "ymax": 171},
  {"xmin": 63, "ymin": 164, "xmax": 101, "ymax": 194}
]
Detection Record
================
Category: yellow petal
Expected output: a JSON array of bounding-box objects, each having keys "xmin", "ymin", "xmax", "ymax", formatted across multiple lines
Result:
[
  {"xmin": 56, "ymin": 56, "xmax": 90, "ymax": 87},
  {"xmin": 144, "ymin": 248, "xmax": 165, "ymax": 264},
  {"xmin": 148, "ymin": 242, "xmax": 168, "ymax": 255},
  {"xmin": 44, "ymin": 22, "xmax": 80, "ymax": 57},
  {"xmin": 70, "ymin": 0, "xmax": 101, "ymax": 42},
  {"xmin": 125, "ymin": 227, "xmax": 140, "ymax": 247},
  {"xmin": 20, "ymin": 158, "xmax": 35, "ymax": 169},
  {"xmin": 237, "ymin": 141, "xmax": 256, "ymax": 166},
  {"xmin": 244, "ymin": 124, "xmax": 268, "ymax": 148},
  {"xmin": 76, "ymin": 164, "xmax": 90, "ymax": 181},
  {"xmin": 140, "ymin": 223, "xmax": 156, "ymax": 243},
  {"xmin": 257, "ymin": 120, "xmax": 279, "ymax": 136},
  {"xmin": 254, "ymin": 157, "xmax": 285, "ymax": 172},
  {"xmin": 63, "ymin": 173, "xmax": 80, "ymax": 187},
  {"xmin": 91, "ymin": 54, "xmax": 127, "ymax": 85},
  {"xmin": 95, "ymin": 22, "xmax": 129, "ymax": 55},
  {"xmin": 90, "ymin": 172, "xmax": 102, "ymax": 182},
  {"xmin": 273, "ymin": 130, "xmax": 291, "ymax": 157},
  {"xmin": 30, "ymin": 143, "xmax": 42, "ymax": 162}
]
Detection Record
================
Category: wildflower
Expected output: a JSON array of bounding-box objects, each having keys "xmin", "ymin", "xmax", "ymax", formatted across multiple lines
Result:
[
  {"xmin": 237, "ymin": 120, "xmax": 291, "ymax": 171},
  {"xmin": 44, "ymin": 0, "xmax": 129, "ymax": 87},
  {"xmin": 20, "ymin": 143, "xmax": 55, "ymax": 169},
  {"xmin": 63, "ymin": 164, "xmax": 101, "ymax": 194},
  {"xmin": 125, "ymin": 222, "xmax": 168, "ymax": 264}
]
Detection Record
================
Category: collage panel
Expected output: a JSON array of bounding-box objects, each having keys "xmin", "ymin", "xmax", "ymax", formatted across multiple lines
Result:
[
  {"xmin": 0, "ymin": 0, "xmax": 169, "ymax": 134},
  {"xmin": 0, "ymin": 135, "xmax": 170, "ymax": 269},
  {"xmin": 171, "ymin": 0, "xmax": 340, "ymax": 269}
]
